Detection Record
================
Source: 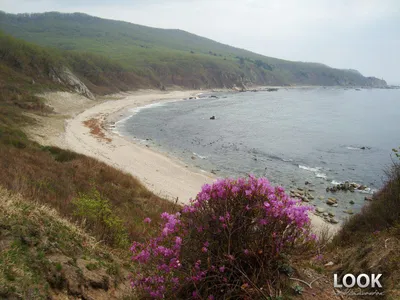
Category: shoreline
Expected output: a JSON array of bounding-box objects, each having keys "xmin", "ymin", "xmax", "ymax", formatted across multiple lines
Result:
[
  {"xmin": 63, "ymin": 89, "xmax": 217, "ymax": 203},
  {"xmin": 37, "ymin": 88, "xmax": 336, "ymax": 233}
]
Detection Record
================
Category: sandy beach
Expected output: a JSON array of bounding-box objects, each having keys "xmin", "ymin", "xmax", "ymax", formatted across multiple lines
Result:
[
  {"xmin": 31, "ymin": 89, "xmax": 333, "ymax": 233},
  {"xmin": 62, "ymin": 90, "xmax": 215, "ymax": 203}
]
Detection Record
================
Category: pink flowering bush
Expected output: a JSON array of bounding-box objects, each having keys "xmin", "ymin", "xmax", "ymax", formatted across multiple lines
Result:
[{"xmin": 130, "ymin": 176, "xmax": 315, "ymax": 298}]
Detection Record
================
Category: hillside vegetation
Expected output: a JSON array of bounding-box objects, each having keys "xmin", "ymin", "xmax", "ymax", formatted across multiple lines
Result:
[
  {"xmin": 0, "ymin": 187, "xmax": 133, "ymax": 299},
  {"xmin": 0, "ymin": 30, "xmax": 180, "ymax": 298},
  {"xmin": 0, "ymin": 11, "xmax": 387, "ymax": 89}
]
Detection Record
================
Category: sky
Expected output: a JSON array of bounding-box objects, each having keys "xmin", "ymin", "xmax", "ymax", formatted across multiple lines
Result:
[{"xmin": 1, "ymin": 0, "xmax": 399, "ymax": 84}]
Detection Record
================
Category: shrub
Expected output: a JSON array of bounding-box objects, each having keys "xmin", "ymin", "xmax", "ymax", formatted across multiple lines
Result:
[
  {"xmin": 130, "ymin": 176, "xmax": 315, "ymax": 299},
  {"xmin": 72, "ymin": 188, "xmax": 129, "ymax": 247}
]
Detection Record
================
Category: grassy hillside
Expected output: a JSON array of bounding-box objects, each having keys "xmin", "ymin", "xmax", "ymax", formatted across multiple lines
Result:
[
  {"xmin": 0, "ymin": 29, "xmax": 180, "ymax": 248},
  {"xmin": 0, "ymin": 11, "xmax": 387, "ymax": 88},
  {"xmin": 0, "ymin": 187, "xmax": 134, "ymax": 299},
  {"xmin": 0, "ymin": 28, "xmax": 183, "ymax": 299}
]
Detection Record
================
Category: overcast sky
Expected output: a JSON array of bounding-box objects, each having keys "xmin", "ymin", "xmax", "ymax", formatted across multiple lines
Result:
[{"xmin": 2, "ymin": 0, "xmax": 399, "ymax": 84}]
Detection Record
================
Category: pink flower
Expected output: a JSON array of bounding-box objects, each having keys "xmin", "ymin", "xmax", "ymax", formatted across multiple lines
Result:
[
  {"xmin": 219, "ymin": 266, "xmax": 225, "ymax": 273},
  {"xmin": 201, "ymin": 247, "xmax": 208, "ymax": 253},
  {"xmin": 175, "ymin": 236, "xmax": 182, "ymax": 246}
]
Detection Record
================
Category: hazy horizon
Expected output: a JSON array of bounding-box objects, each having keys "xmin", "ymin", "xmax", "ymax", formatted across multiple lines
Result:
[{"xmin": 1, "ymin": 0, "xmax": 399, "ymax": 84}]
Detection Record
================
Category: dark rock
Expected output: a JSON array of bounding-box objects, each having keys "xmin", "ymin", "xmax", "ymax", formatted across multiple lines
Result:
[
  {"xmin": 364, "ymin": 196, "xmax": 373, "ymax": 201},
  {"xmin": 210, "ymin": 116, "xmax": 216, "ymax": 120},
  {"xmin": 305, "ymin": 181, "xmax": 310, "ymax": 185},
  {"xmin": 209, "ymin": 95, "xmax": 218, "ymax": 98}
]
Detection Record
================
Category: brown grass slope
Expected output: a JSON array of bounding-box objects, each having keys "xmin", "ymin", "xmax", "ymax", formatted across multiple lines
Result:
[
  {"xmin": 328, "ymin": 163, "xmax": 400, "ymax": 299},
  {"xmin": 0, "ymin": 187, "xmax": 133, "ymax": 299}
]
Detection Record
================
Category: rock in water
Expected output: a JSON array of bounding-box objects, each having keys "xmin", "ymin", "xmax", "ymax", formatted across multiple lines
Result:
[
  {"xmin": 326, "ymin": 198, "xmax": 337, "ymax": 205},
  {"xmin": 210, "ymin": 116, "xmax": 216, "ymax": 120}
]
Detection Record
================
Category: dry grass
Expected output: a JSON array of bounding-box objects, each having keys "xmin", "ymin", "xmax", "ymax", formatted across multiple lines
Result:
[
  {"xmin": 0, "ymin": 143, "xmax": 180, "ymax": 246},
  {"xmin": 0, "ymin": 187, "xmax": 134, "ymax": 299},
  {"xmin": 327, "ymin": 162, "xmax": 400, "ymax": 299}
]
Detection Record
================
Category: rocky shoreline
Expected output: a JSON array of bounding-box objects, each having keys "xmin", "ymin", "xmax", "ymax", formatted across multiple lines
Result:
[{"xmin": 288, "ymin": 181, "xmax": 375, "ymax": 225}]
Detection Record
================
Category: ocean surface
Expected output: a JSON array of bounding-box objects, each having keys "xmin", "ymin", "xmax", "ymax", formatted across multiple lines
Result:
[{"xmin": 116, "ymin": 87, "xmax": 400, "ymax": 221}]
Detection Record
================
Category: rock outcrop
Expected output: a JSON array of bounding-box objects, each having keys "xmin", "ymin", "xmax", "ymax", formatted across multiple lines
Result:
[{"xmin": 49, "ymin": 67, "xmax": 95, "ymax": 99}]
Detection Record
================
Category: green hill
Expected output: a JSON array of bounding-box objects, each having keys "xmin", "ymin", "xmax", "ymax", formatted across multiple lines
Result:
[{"xmin": 0, "ymin": 11, "xmax": 387, "ymax": 88}]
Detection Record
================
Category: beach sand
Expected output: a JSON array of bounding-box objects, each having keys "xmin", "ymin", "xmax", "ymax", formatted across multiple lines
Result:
[
  {"xmin": 64, "ymin": 90, "xmax": 214, "ymax": 202},
  {"xmin": 30, "ymin": 89, "xmax": 334, "ymax": 233}
]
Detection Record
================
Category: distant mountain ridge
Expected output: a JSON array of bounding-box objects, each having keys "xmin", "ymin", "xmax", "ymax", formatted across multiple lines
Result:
[{"xmin": 0, "ymin": 11, "xmax": 387, "ymax": 89}]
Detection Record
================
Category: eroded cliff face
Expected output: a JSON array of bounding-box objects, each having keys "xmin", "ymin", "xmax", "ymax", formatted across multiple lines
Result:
[{"xmin": 49, "ymin": 67, "xmax": 95, "ymax": 99}]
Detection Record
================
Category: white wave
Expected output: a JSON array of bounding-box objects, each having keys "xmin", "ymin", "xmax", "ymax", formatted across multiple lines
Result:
[
  {"xmin": 193, "ymin": 152, "xmax": 207, "ymax": 159},
  {"xmin": 298, "ymin": 165, "xmax": 320, "ymax": 172},
  {"xmin": 346, "ymin": 146, "xmax": 360, "ymax": 150},
  {"xmin": 331, "ymin": 180, "xmax": 342, "ymax": 185},
  {"xmin": 129, "ymin": 102, "xmax": 166, "ymax": 115},
  {"xmin": 114, "ymin": 101, "xmax": 169, "ymax": 128},
  {"xmin": 282, "ymin": 158, "xmax": 293, "ymax": 162},
  {"xmin": 315, "ymin": 172, "xmax": 327, "ymax": 179},
  {"xmin": 355, "ymin": 188, "xmax": 377, "ymax": 195}
]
